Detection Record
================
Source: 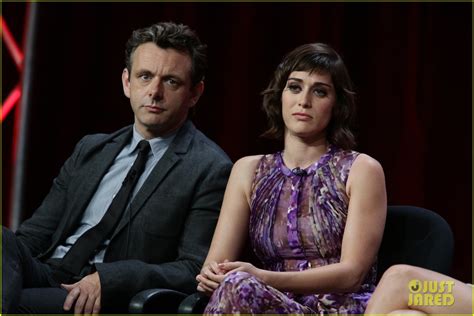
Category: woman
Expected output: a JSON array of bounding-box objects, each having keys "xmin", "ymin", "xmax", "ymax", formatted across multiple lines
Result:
[
  {"xmin": 196, "ymin": 43, "xmax": 387, "ymax": 314},
  {"xmin": 365, "ymin": 264, "xmax": 473, "ymax": 315}
]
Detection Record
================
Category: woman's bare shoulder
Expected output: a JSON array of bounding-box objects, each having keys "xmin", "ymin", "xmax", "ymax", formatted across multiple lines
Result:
[
  {"xmin": 347, "ymin": 153, "xmax": 385, "ymax": 195},
  {"xmin": 232, "ymin": 155, "xmax": 265, "ymax": 178},
  {"xmin": 352, "ymin": 153, "xmax": 384, "ymax": 174}
]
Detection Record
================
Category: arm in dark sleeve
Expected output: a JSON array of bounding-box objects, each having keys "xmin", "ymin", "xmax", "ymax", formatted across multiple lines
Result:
[
  {"xmin": 15, "ymin": 136, "xmax": 88, "ymax": 257},
  {"xmin": 95, "ymin": 158, "xmax": 232, "ymax": 307}
]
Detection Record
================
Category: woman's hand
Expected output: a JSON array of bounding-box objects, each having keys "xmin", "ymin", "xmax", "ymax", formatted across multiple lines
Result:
[
  {"xmin": 219, "ymin": 261, "xmax": 264, "ymax": 281},
  {"xmin": 196, "ymin": 261, "xmax": 227, "ymax": 296}
]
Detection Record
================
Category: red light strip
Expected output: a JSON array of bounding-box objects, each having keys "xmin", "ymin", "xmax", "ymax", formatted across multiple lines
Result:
[
  {"xmin": 1, "ymin": 16, "xmax": 24, "ymax": 69},
  {"xmin": 1, "ymin": 84, "xmax": 22, "ymax": 122},
  {"xmin": 1, "ymin": 16, "xmax": 24, "ymax": 122}
]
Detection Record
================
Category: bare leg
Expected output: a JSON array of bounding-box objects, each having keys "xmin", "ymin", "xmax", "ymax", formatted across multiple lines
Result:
[
  {"xmin": 388, "ymin": 310, "xmax": 426, "ymax": 315},
  {"xmin": 365, "ymin": 264, "xmax": 472, "ymax": 315}
]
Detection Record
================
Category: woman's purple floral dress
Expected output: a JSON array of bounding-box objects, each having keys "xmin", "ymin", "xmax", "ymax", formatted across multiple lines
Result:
[{"xmin": 205, "ymin": 145, "xmax": 377, "ymax": 314}]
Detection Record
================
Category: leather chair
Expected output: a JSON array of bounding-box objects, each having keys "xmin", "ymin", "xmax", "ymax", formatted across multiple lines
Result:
[
  {"xmin": 129, "ymin": 288, "xmax": 188, "ymax": 313},
  {"xmin": 376, "ymin": 205, "xmax": 454, "ymax": 280},
  {"xmin": 128, "ymin": 205, "xmax": 454, "ymax": 313}
]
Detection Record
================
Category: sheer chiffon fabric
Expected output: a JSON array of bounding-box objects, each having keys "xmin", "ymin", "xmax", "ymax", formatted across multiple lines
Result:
[{"xmin": 205, "ymin": 146, "xmax": 376, "ymax": 314}]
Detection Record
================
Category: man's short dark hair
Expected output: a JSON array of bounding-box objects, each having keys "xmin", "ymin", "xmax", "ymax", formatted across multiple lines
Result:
[{"xmin": 125, "ymin": 21, "xmax": 207, "ymax": 86}]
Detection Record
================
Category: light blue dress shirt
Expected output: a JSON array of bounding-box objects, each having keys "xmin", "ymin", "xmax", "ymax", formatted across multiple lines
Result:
[{"xmin": 50, "ymin": 126, "xmax": 176, "ymax": 263}]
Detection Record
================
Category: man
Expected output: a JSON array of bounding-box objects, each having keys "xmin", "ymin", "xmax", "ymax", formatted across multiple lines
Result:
[{"xmin": 2, "ymin": 22, "xmax": 232, "ymax": 314}]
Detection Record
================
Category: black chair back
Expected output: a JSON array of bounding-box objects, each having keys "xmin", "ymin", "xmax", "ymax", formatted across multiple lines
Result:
[{"xmin": 377, "ymin": 205, "xmax": 454, "ymax": 280}]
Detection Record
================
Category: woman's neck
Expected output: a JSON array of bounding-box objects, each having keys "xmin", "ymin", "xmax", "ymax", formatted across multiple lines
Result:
[{"xmin": 283, "ymin": 132, "xmax": 328, "ymax": 169}]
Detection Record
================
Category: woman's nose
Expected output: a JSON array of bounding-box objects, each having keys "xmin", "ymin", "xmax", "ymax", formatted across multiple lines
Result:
[{"xmin": 298, "ymin": 91, "xmax": 312, "ymax": 108}]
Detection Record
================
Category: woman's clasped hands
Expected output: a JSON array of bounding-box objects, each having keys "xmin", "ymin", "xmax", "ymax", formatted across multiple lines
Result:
[{"xmin": 196, "ymin": 260, "xmax": 261, "ymax": 296}]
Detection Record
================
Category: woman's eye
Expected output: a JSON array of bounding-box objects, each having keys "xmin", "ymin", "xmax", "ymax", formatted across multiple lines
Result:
[
  {"xmin": 314, "ymin": 89, "xmax": 327, "ymax": 97},
  {"xmin": 287, "ymin": 84, "xmax": 301, "ymax": 93}
]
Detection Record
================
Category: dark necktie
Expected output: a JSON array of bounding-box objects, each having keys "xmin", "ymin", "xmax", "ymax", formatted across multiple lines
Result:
[{"xmin": 52, "ymin": 140, "xmax": 151, "ymax": 283}]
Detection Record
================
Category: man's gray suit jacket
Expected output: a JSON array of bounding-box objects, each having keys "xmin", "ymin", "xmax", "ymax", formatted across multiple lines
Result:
[{"xmin": 15, "ymin": 120, "xmax": 232, "ymax": 307}]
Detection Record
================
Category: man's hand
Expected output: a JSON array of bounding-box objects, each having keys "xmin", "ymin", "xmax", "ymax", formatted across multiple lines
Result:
[{"xmin": 61, "ymin": 272, "xmax": 101, "ymax": 315}]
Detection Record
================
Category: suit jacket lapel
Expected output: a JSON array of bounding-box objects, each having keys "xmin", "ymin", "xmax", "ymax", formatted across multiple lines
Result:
[
  {"xmin": 60, "ymin": 127, "xmax": 132, "ymax": 240},
  {"xmin": 111, "ymin": 121, "xmax": 196, "ymax": 239}
]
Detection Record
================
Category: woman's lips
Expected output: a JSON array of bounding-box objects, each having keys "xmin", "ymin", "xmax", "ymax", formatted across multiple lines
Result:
[{"xmin": 292, "ymin": 112, "xmax": 312, "ymax": 120}]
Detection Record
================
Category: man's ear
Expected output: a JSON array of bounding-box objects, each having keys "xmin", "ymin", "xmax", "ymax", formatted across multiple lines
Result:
[
  {"xmin": 122, "ymin": 68, "xmax": 131, "ymax": 98},
  {"xmin": 189, "ymin": 81, "xmax": 204, "ymax": 108}
]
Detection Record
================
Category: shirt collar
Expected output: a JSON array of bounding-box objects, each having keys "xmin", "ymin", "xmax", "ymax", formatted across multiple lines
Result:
[{"xmin": 131, "ymin": 125, "xmax": 177, "ymax": 157}]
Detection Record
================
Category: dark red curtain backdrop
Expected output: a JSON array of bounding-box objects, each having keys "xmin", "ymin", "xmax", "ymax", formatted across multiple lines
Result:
[{"xmin": 2, "ymin": 3, "xmax": 471, "ymax": 282}]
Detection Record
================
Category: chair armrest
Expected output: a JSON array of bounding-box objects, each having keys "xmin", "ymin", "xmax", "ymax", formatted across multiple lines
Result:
[
  {"xmin": 178, "ymin": 292, "xmax": 210, "ymax": 314},
  {"xmin": 129, "ymin": 288, "xmax": 187, "ymax": 313}
]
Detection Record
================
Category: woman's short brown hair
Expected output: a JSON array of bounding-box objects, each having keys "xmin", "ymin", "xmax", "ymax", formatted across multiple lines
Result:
[{"xmin": 261, "ymin": 43, "xmax": 356, "ymax": 150}]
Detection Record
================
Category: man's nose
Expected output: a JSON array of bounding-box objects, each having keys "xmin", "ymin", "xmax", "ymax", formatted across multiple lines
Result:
[{"xmin": 148, "ymin": 79, "xmax": 164, "ymax": 100}]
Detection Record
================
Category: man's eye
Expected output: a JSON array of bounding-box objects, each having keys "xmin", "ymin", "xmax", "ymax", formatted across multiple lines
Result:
[
  {"xmin": 165, "ymin": 78, "xmax": 179, "ymax": 86},
  {"xmin": 139, "ymin": 74, "xmax": 151, "ymax": 81}
]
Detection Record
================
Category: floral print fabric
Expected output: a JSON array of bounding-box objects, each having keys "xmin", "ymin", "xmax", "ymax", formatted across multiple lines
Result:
[{"xmin": 205, "ymin": 146, "xmax": 376, "ymax": 314}]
